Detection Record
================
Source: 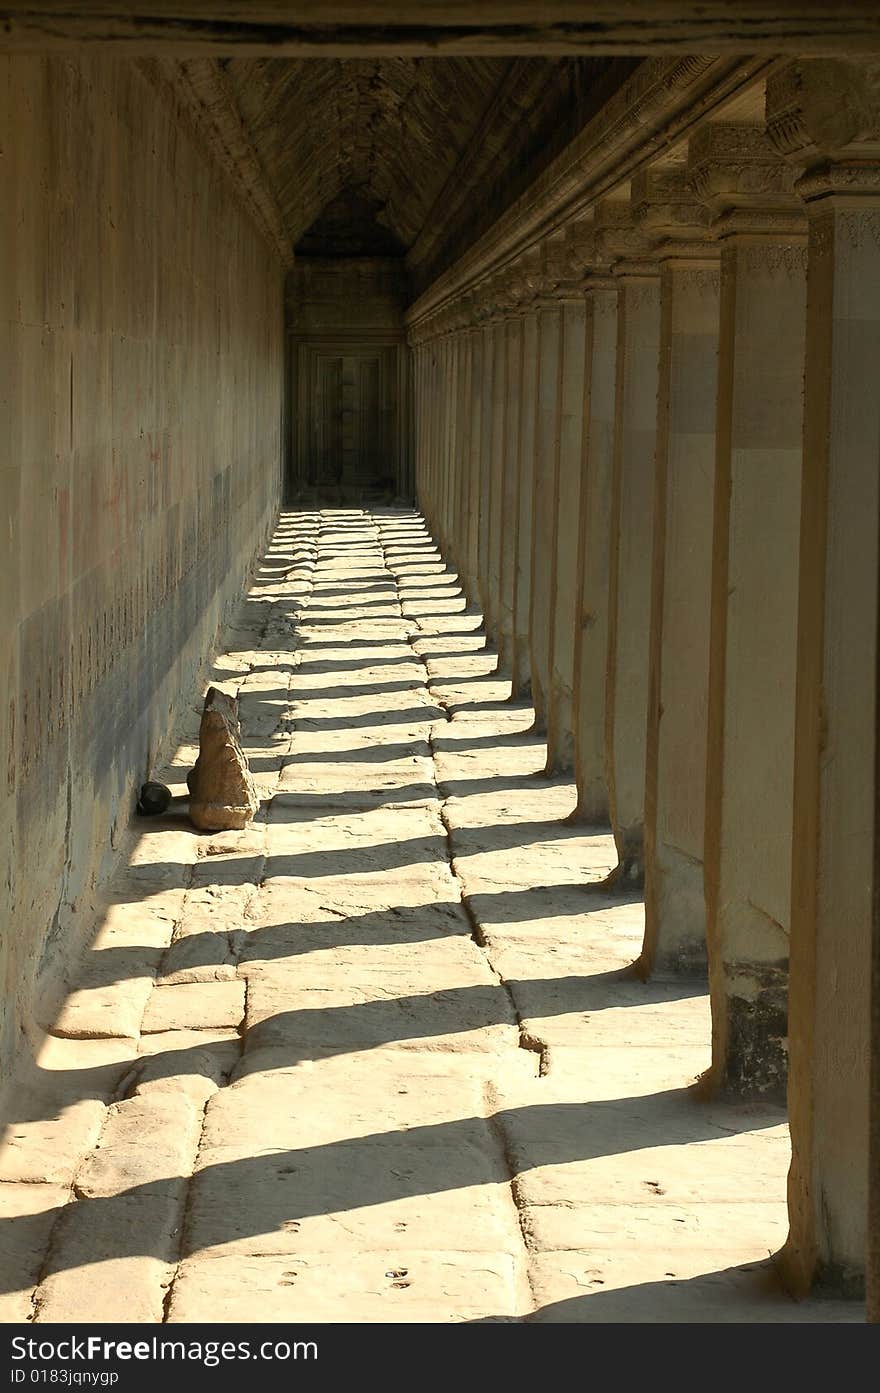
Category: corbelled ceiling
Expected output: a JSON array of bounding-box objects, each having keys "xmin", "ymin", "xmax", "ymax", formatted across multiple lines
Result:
[
  {"xmin": 224, "ymin": 57, "xmax": 509, "ymax": 254},
  {"xmin": 215, "ymin": 55, "xmax": 624, "ymax": 277}
]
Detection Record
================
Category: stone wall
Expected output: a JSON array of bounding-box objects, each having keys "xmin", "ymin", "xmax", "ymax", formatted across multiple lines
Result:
[{"xmin": 0, "ymin": 55, "xmax": 284, "ymax": 1097}]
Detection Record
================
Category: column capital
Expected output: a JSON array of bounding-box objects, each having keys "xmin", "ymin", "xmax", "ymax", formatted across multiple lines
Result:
[
  {"xmin": 561, "ymin": 213, "xmax": 618, "ymax": 291},
  {"xmin": 478, "ymin": 268, "xmax": 524, "ymax": 324},
  {"xmin": 688, "ymin": 121, "xmax": 806, "ymax": 241},
  {"xmin": 533, "ymin": 230, "xmax": 583, "ymax": 303},
  {"xmin": 594, "ymin": 197, "xmax": 654, "ymax": 267},
  {"xmin": 514, "ymin": 246, "xmax": 544, "ymax": 310},
  {"xmin": 443, "ymin": 293, "xmax": 476, "ymax": 335},
  {"xmin": 767, "ymin": 58, "xmax": 880, "ymax": 205},
  {"xmin": 631, "ymin": 164, "xmax": 715, "ymax": 264}
]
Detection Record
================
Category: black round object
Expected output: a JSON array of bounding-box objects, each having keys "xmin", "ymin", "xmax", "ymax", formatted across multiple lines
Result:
[{"xmin": 137, "ymin": 781, "xmax": 172, "ymax": 816}]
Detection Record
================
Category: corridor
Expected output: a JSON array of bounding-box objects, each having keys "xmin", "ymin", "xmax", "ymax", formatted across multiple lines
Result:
[{"xmin": 0, "ymin": 510, "xmax": 857, "ymax": 1323}]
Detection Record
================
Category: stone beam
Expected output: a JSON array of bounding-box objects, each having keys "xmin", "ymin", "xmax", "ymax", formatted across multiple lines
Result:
[{"xmin": 3, "ymin": 4, "xmax": 880, "ymax": 56}]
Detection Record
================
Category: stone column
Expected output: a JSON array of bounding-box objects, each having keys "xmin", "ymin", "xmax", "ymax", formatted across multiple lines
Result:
[
  {"xmin": 465, "ymin": 322, "xmax": 484, "ymax": 601},
  {"xmin": 423, "ymin": 331, "xmax": 437, "ymax": 529},
  {"xmin": 415, "ymin": 340, "xmax": 423, "ymax": 517},
  {"xmin": 487, "ymin": 285, "xmax": 510, "ymax": 648},
  {"xmin": 499, "ymin": 287, "xmax": 526, "ymax": 675},
  {"xmin": 512, "ymin": 249, "xmax": 542, "ymax": 699},
  {"xmin": 605, "ymin": 204, "xmax": 661, "ymax": 885},
  {"xmin": 443, "ymin": 326, "xmax": 456, "ymax": 553},
  {"xmin": 572, "ymin": 249, "xmax": 619, "ymax": 823},
  {"xmin": 873, "ymin": 709, "xmax": 880, "ymax": 1322},
  {"xmin": 765, "ymin": 61, "xmax": 880, "ymax": 1297},
  {"xmin": 477, "ymin": 304, "xmax": 496, "ymax": 621},
  {"xmin": 448, "ymin": 324, "xmax": 463, "ymax": 565},
  {"xmin": 436, "ymin": 328, "xmax": 451, "ymax": 554},
  {"xmin": 547, "ymin": 225, "xmax": 592, "ymax": 774},
  {"xmin": 453, "ymin": 315, "xmax": 473, "ymax": 591},
  {"xmin": 529, "ymin": 234, "xmax": 567, "ymax": 732},
  {"xmin": 637, "ymin": 168, "xmax": 720, "ymax": 978},
  {"xmin": 411, "ymin": 337, "xmax": 422, "ymax": 503},
  {"xmin": 444, "ymin": 328, "xmax": 458, "ymax": 558},
  {"xmin": 692, "ymin": 123, "xmax": 808, "ymax": 1102}
]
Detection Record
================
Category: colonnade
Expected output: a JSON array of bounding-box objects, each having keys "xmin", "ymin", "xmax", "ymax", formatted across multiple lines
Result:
[{"xmin": 409, "ymin": 58, "xmax": 880, "ymax": 1302}]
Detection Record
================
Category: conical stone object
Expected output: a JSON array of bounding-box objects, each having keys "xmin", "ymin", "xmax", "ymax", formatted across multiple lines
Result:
[{"xmin": 187, "ymin": 686, "xmax": 259, "ymax": 832}]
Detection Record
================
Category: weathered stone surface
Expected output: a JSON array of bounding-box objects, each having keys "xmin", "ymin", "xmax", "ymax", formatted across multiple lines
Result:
[
  {"xmin": 526, "ymin": 1251, "xmax": 862, "ymax": 1324},
  {"xmin": 32, "ymin": 1095, "xmax": 204, "ymax": 1322},
  {"xmin": 75, "ymin": 1095, "xmax": 203, "ymax": 1199},
  {"xmin": 51, "ymin": 968, "xmax": 155, "ymax": 1041},
  {"xmin": 141, "ymin": 981, "xmax": 246, "ymax": 1034},
  {"xmin": 167, "ymin": 1250, "xmax": 521, "ymax": 1323},
  {"xmin": 0, "ymin": 1097, "xmax": 110, "ymax": 1186},
  {"xmin": 158, "ymin": 931, "xmax": 239, "ymax": 985},
  {"xmin": 34, "ymin": 1202, "xmax": 179, "ymax": 1324},
  {"xmin": 0, "ymin": 1183, "xmax": 69, "ymax": 1322},
  {"xmin": 134, "ymin": 1030, "xmax": 242, "ymax": 1105},
  {"xmin": 188, "ymin": 687, "xmax": 260, "ymax": 832},
  {"xmin": 242, "ymin": 969, "xmax": 516, "ymax": 1057}
]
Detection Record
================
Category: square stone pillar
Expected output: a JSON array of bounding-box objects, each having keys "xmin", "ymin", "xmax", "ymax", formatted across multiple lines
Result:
[
  {"xmin": 451, "ymin": 324, "xmax": 468, "ymax": 574},
  {"xmin": 546, "ymin": 289, "xmax": 589, "ymax": 775},
  {"xmin": 477, "ymin": 311, "xmax": 496, "ymax": 621},
  {"xmin": 448, "ymin": 324, "xmax": 466, "ymax": 579},
  {"xmin": 512, "ymin": 267, "xmax": 541, "ymax": 698},
  {"xmin": 466, "ymin": 323, "xmax": 484, "ymax": 600},
  {"xmin": 642, "ymin": 254, "xmax": 719, "ymax": 974},
  {"xmin": 573, "ymin": 279, "xmax": 618, "ymax": 823},
  {"xmin": 432, "ymin": 331, "xmax": 445, "ymax": 543},
  {"xmin": 487, "ymin": 305, "xmax": 509, "ymax": 646},
  {"xmin": 766, "ymin": 60, "xmax": 880, "ymax": 1297},
  {"xmin": 429, "ymin": 333, "xmax": 441, "ymax": 529},
  {"xmin": 426, "ymin": 334, "xmax": 439, "ymax": 528},
  {"xmin": 691, "ymin": 123, "xmax": 808, "ymax": 1102},
  {"xmin": 605, "ymin": 252, "xmax": 661, "ymax": 885},
  {"xmin": 439, "ymin": 331, "xmax": 455, "ymax": 556},
  {"xmin": 446, "ymin": 330, "xmax": 458, "ymax": 553},
  {"xmin": 635, "ymin": 169, "xmax": 720, "ymax": 978},
  {"xmin": 499, "ymin": 311, "xmax": 524, "ymax": 674},
  {"xmin": 411, "ymin": 338, "xmax": 422, "ymax": 502},
  {"xmin": 528, "ymin": 241, "xmax": 567, "ymax": 731},
  {"xmin": 414, "ymin": 339, "xmax": 428, "ymax": 520}
]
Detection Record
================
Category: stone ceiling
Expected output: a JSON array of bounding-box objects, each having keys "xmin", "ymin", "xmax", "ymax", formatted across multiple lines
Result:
[
  {"xmin": 224, "ymin": 57, "xmax": 507, "ymax": 253},
  {"xmin": 219, "ymin": 55, "xmax": 624, "ymax": 275}
]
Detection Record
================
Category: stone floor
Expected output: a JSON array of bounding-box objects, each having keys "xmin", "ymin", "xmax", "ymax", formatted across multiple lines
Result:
[{"xmin": 0, "ymin": 508, "xmax": 863, "ymax": 1323}]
